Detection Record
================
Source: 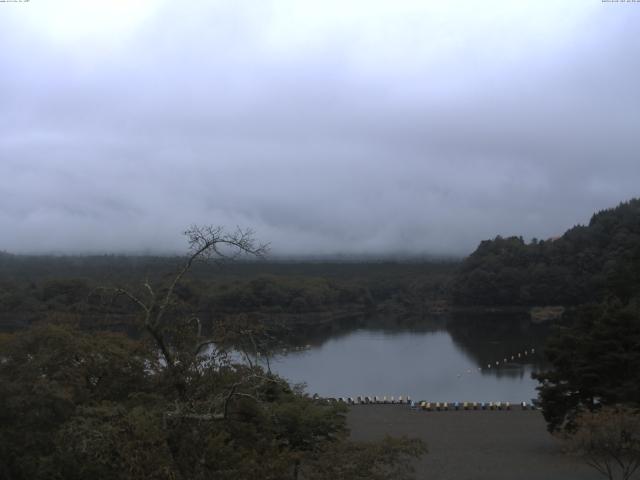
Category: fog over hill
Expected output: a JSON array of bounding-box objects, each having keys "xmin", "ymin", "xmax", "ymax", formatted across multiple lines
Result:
[{"xmin": 1, "ymin": 1, "xmax": 639, "ymax": 256}]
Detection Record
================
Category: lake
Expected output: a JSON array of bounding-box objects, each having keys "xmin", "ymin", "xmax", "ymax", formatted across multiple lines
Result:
[{"xmin": 269, "ymin": 315, "xmax": 549, "ymax": 403}]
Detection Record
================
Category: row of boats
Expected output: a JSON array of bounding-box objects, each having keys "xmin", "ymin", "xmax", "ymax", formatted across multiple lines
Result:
[
  {"xmin": 334, "ymin": 395, "xmax": 411, "ymax": 404},
  {"xmin": 414, "ymin": 400, "xmax": 536, "ymax": 411},
  {"xmin": 328, "ymin": 396, "xmax": 537, "ymax": 410}
]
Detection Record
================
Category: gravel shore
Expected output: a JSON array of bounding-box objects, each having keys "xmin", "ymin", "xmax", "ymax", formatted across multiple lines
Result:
[{"xmin": 347, "ymin": 405, "xmax": 604, "ymax": 480}]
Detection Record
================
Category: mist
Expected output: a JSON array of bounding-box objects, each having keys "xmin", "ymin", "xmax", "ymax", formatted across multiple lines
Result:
[{"xmin": 1, "ymin": 0, "xmax": 639, "ymax": 256}]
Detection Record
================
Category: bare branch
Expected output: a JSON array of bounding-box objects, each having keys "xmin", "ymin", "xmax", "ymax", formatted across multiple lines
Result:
[
  {"xmin": 113, "ymin": 288, "xmax": 150, "ymax": 315},
  {"xmin": 143, "ymin": 278, "xmax": 155, "ymax": 299},
  {"xmin": 194, "ymin": 338, "xmax": 217, "ymax": 357},
  {"xmin": 566, "ymin": 405, "xmax": 640, "ymax": 480}
]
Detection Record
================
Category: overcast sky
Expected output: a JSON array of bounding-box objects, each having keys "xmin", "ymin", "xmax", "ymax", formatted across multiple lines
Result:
[{"xmin": 1, "ymin": 0, "xmax": 639, "ymax": 256}]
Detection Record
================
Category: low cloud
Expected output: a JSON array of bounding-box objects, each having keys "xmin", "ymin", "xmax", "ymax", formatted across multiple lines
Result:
[{"xmin": 1, "ymin": 1, "xmax": 638, "ymax": 256}]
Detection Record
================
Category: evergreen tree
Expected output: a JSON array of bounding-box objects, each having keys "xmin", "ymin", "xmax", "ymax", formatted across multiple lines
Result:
[{"xmin": 534, "ymin": 300, "xmax": 640, "ymax": 432}]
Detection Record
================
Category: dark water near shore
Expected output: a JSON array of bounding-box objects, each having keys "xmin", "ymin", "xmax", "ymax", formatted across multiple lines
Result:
[{"xmin": 270, "ymin": 314, "xmax": 549, "ymax": 403}]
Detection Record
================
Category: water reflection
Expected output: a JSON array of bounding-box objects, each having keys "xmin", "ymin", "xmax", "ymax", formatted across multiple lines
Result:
[{"xmin": 270, "ymin": 314, "xmax": 549, "ymax": 403}]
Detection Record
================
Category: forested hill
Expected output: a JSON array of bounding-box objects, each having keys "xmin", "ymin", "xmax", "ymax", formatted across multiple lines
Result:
[{"xmin": 451, "ymin": 198, "xmax": 640, "ymax": 307}]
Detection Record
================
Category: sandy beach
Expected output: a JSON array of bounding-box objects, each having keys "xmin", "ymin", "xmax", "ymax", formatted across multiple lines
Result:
[{"xmin": 348, "ymin": 405, "xmax": 605, "ymax": 480}]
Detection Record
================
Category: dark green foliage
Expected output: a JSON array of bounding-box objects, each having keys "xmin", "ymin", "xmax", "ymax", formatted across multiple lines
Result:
[
  {"xmin": 534, "ymin": 300, "xmax": 640, "ymax": 433},
  {"xmin": 0, "ymin": 259, "xmax": 455, "ymax": 333},
  {"xmin": 452, "ymin": 198, "xmax": 640, "ymax": 306},
  {"xmin": 0, "ymin": 325, "xmax": 158, "ymax": 479},
  {"xmin": 0, "ymin": 324, "xmax": 424, "ymax": 479},
  {"xmin": 208, "ymin": 275, "xmax": 364, "ymax": 313}
]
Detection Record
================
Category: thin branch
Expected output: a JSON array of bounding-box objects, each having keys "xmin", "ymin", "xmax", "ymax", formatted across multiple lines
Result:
[
  {"xmin": 194, "ymin": 339, "xmax": 217, "ymax": 357},
  {"xmin": 625, "ymin": 459, "xmax": 640, "ymax": 480},
  {"xmin": 114, "ymin": 288, "xmax": 150, "ymax": 314},
  {"xmin": 585, "ymin": 457, "xmax": 612, "ymax": 480},
  {"xmin": 143, "ymin": 278, "xmax": 155, "ymax": 299}
]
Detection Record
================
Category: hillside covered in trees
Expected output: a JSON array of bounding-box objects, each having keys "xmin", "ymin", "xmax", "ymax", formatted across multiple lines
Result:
[
  {"xmin": 451, "ymin": 199, "xmax": 640, "ymax": 307},
  {"xmin": 449, "ymin": 199, "xmax": 640, "ymax": 436}
]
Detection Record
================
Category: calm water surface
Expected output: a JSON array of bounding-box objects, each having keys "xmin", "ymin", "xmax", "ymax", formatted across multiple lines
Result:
[{"xmin": 270, "ymin": 318, "xmax": 547, "ymax": 403}]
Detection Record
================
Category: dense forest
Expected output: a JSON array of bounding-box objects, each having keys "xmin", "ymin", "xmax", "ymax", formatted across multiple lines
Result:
[
  {"xmin": 451, "ymin": 198, "xmax": 640, "ymax": 307},
  {"xmin": 0, "ymin": 255, "xmax": 454, "ymax": 335},
  {"xmin": 0, "ymin": 228, "xmax": 428, "ymax": 480}
]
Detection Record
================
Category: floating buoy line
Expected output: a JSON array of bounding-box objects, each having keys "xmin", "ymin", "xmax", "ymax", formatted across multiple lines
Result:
[
  {"xmin": 450, "ymin": 348, "xmax": 539, "ymax": 380},
  {"xmin": 470, "ymin": 347, "xmax": 537, "ymax": 374}
]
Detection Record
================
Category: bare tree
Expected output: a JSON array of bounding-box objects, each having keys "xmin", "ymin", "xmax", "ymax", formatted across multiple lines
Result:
[
  {"xmin": 564, "ymin": 405, "xmax": 640, "ymax": 480},
  {"xmin": 113, "ymin": 225, "xmax": 268, "ymax": 396}
]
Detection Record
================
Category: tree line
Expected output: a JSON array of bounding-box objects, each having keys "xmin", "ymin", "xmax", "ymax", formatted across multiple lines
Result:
[
  {"xmin": 451, "ymin": 198, "xmax": 640, "ymax": 307},
  {"xmin": 0, "ymin": 254, "xmax": 454, "ymax": 333}
]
